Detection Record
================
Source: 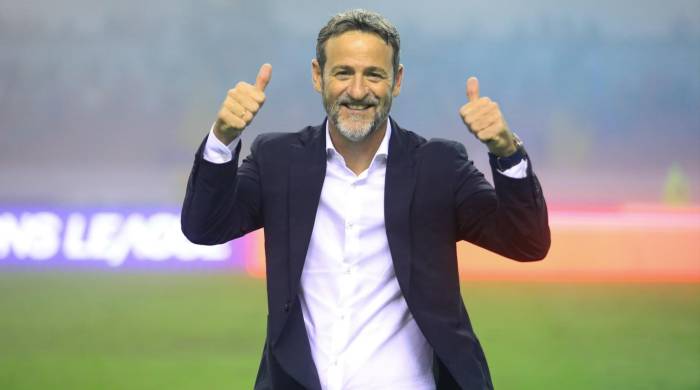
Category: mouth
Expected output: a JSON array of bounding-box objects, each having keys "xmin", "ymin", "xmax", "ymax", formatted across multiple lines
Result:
[{"xmin": 340, "ymin": 103, "xmax": 375, "ymax": 113}]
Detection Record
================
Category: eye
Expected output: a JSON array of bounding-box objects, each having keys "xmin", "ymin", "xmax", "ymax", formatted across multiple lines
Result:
[
  {"xmin": 367, "ymin": 73, "xmax": 385, "ymax": 82},
  {"xmin": 334, "ymin": 70, "xmax": 352, "ymax": 79}
]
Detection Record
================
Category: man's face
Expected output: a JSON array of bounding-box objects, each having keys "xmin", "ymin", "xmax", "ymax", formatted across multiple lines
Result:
[{"xmin": 312, "ymin": 31, "xmax": 403, "ymax": 142}]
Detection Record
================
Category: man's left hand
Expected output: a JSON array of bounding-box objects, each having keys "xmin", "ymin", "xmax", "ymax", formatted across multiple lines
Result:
[{"xmin": 459, "ymin": 77, "xmax": 517, "ymax": 157}]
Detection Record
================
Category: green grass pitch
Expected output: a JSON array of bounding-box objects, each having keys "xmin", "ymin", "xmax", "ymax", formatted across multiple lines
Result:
[{"xmin": 0, "ymin": 272, "xmax": 698, "ymax": 389}]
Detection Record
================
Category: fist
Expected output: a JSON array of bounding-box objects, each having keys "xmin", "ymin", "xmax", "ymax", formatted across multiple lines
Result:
[
  {"xmin": 214, "ymin": 63, "xmax": 272, "ymax": 144},
  {"xmin": 459, "ymin": 77, "xmax": 517, "ymax": 157}
]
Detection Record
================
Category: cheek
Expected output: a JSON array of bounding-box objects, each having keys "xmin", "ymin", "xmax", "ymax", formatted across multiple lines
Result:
[
  {"xmin": 321, "ymin": 87, "xmax": 335, "ymax": 103},
  {"xmin": 373, "ymin": 83, "xmax": 393, "ymax": 97},
  {"xmin": 375, "ymin": 87, "xmax": 393, "ymax": 103},
  {"xmin": 323, "ymin": 84, "xmax": 344, "ymax": 100}
]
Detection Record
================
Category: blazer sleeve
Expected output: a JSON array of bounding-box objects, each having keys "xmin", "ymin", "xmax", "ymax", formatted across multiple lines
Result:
[
  {"xmin": 180, "ymin": 135, "xmax": 264, "ymax": 245},
  {"xmin": 453, "ymin": 143, "xmax": 551, "ymax": 261}
]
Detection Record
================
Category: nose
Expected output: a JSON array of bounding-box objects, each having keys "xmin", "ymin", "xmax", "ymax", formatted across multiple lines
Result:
[{"xmin": 347, "ymin": 75, "xmax": 369, "ymax": 100}]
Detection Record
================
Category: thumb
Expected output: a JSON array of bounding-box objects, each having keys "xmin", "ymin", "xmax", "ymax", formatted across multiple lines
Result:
[
  {"xmin": 466, "ymin": 76, "xmax": 479, "ymax": 102},
  {"xmin": 255, "ymin": 63, "xmax": 272, "ymax": 91}
]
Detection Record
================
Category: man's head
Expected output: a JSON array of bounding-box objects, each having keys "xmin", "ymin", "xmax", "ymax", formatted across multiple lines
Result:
[
  {"xmin": 316, "ymin": 9, "xmax": 401, "ymax": 79},
  {"xmin": 312, "ymin": 9, "xmax": 403, "ymax": 143}
]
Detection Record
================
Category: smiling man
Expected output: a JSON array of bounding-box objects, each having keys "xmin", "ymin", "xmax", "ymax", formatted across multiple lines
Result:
[
  {"xmin": 182, "ymin": 9, "xmax": 550, "ymax": 390},
  {"xmin": 318, "ymin": 30, "xmax": 394, "ymax": 142}
]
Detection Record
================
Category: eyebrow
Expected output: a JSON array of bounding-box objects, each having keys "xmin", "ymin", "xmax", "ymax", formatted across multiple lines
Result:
[{"xmin": 330, "ymin": 65, "xmax": 388, "ymax": 76}]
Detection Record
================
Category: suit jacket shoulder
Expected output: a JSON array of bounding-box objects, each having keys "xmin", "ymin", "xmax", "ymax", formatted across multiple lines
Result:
[{"xmin": 250, "ymin": 125, "xmax": 323, "ymax": 155}]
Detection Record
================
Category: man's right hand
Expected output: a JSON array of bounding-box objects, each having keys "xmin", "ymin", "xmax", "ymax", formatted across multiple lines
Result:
[{"xmin": 214, "ymin": 63, "xmax": 272, "ymax": 145}]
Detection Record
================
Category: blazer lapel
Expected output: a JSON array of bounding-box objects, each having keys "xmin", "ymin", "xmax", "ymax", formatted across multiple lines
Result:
[
  {"xmin": 276, "ymin": 118, "xmax": 415, "ymax": 390},
  {"xmin": 288, "ymin": 123, "xmax": 327, "ymax": 297},
  {"xmin": 285, "ymin": 118, "xmax": 417, "ymax": 309},
  {"xmin": 384, "ymin": 118, "xmax": 417, "ymax": 296},
  {"xmin": 275, "ymin": 124, "xmax": 326, "ymax": 390}
]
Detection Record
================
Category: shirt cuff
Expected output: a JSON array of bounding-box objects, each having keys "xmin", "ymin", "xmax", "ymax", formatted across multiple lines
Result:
[
  {"xmin": 202, "ymin": 123, "xmax": 240, "ymax": 164},
  {"xmin": 496, "ymin": 158, "xmax": 528, "ymax": 179}
]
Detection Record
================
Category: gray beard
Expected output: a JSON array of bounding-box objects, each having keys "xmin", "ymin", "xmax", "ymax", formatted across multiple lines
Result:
[
  {"xmin": 333, "ymin": 110, "xmax": 382, "ymax": 142},
  {"xmin": 326, "ymin": 99, "xmax": 391, "ymax": 143},
  {"xmin": 322, "ymin": 77, "xmax": 393, "ymax": 143}
]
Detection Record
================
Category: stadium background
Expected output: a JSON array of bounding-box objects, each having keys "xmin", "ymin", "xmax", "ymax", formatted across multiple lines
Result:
[{"xmin": 1, "ymin": 0, "xmax": 698, "ymax": 388}]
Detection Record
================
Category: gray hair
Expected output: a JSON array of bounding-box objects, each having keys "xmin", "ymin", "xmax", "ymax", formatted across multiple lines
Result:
[{"xmin": 316, "ymin": 9, "xmax": 401, "ymax": 77}]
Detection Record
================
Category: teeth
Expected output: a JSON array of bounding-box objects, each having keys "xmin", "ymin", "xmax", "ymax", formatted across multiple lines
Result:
[{"xmin": 346, "ymin": 104, "xmax": 369, "ymax": 110}]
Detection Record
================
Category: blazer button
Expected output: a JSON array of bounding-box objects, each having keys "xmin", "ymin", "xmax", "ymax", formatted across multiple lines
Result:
[{"xmin": 284, "ymin": 302, "xmax": 290, "ymax": 312}]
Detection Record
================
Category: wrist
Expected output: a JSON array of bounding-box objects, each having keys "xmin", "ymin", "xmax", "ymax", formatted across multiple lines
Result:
[
  {"xmin": 213, "ymin": 121, "xmax": 242, "ymax": 146},
  {"xmin": 488, "ymin": 131, "xmax": 522, "ymax": 157},
  {"xmin": 489, "ymin": 133, "xmax": 526, "ymax": 171},
  {"xmin": 489, "ymin": 143, "xmax": 517, "ymax": 157}
]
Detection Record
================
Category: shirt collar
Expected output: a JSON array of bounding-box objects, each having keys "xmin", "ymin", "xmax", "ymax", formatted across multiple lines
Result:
[{"xmin": 325, "ymin": 118, "xmax": 392, "ymax": 161}]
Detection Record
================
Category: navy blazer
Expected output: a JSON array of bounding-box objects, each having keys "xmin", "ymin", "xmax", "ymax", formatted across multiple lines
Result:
[{"xmin": 181, "ymin": 117, "xmax": 550, "ymax": 389}]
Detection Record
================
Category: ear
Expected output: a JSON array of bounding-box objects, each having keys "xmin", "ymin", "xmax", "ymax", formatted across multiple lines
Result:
[
  {"xmin": 311, "ymin": 59, "xmax": 322, "ymax": 93},
  {"xmin": 392, "ymin": 64, "xmax": 404, "ymax": 97}
]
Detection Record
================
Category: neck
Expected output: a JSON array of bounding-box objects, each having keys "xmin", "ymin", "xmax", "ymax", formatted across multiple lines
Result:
[{"xmin": 329, "ymin": 119, "xmax": 387, "ymax": 175}]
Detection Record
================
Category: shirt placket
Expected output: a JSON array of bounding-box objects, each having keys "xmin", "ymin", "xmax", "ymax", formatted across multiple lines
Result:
[{"xmin": 328, "ymin": 170, "xmax": 363, "ymax": 390}]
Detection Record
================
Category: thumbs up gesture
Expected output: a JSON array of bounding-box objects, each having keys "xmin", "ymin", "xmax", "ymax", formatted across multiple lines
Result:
[
  {"xmin": 214, "ymin": 63, "xmax": 272, "ymax": 144},
  {"xmin": 459, "ymin": 77, "xmax": 517, "ymax": 157}
]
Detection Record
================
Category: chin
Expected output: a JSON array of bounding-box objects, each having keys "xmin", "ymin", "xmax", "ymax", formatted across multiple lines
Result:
[{"xmin": 337, "ymin": 122, "xmax": 373, "ymax": 142}]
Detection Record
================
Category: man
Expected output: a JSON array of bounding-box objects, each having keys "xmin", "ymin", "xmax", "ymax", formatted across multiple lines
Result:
[{"xmin": 182, "ymin": 9, "xmax": 550, "ymax": 390}]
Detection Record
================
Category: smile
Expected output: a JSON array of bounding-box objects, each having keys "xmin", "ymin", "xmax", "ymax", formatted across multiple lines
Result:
[{"xmin": 341, "ymin": 103, "xmax": 374, "ymax": 113}]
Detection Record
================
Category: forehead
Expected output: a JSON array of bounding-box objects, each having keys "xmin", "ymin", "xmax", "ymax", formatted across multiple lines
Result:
[{"xmin": 323, "ymin": 30, "xmax": 393, "ymax": 70}]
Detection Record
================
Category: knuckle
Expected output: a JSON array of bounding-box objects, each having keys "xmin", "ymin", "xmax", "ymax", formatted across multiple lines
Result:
[
  {"xmin": 222, "ymin": 117, "xmax": 235, "ymax": 129},
  {"xmin": 223, "ymin": 111, "xmax": 236, "ymax": 123},
  {"xmin": 236, "ymin": 97, "xmax": 251, "ymax": 108},
  {"xmin": 241, "ymin": 82, "xmax": 255, "ymax": 93}
]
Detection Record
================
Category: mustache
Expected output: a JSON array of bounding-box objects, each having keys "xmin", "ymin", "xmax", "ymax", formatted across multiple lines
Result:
[{"xmin": 336, "ymin": 94, "xmax": 379, "ymax": 106}]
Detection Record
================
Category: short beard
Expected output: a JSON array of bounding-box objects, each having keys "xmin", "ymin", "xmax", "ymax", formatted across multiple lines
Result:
[
  {"xmin": 336, "ymin": 112, "xmax": 377, "ymax": 142},
  {"xmin": 323, "ymin": 84, "xmax": 392, "ymax": 143}
]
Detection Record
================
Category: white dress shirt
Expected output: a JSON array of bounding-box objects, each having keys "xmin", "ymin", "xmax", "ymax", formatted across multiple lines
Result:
[
  {"xmin": 298, "ymin": 121, "xmax": 435, "ymax": 390},
  {"xmin": 202, "ymin": 120, "xmax": 527, "ymax": 390}
]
